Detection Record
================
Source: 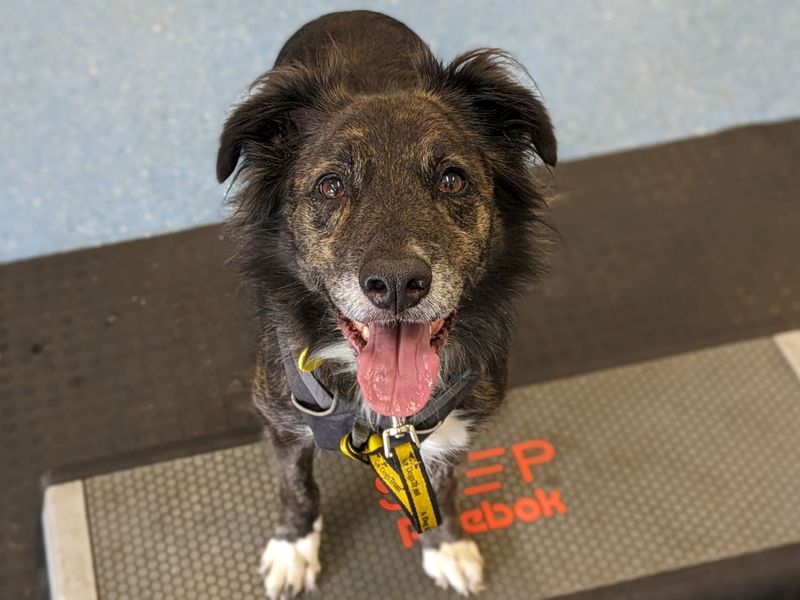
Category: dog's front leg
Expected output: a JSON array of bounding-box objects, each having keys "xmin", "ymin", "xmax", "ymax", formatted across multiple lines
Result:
[
  {"xmin": 258, "ymin": 425, "xmax": 321, "ymax": 600},
  {"xmin": 420, "ymin": 457, "xmax": 485, "ymax": 595}
]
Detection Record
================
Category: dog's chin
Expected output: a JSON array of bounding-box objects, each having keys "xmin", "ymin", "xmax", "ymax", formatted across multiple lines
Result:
[{"xmin": 335, "ymin": 310, "xmax": 456, "ymax": 418}]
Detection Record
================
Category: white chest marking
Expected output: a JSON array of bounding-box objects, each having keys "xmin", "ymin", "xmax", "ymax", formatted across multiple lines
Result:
[{"xmin": 420, "ymin": 410, "xmax": 472, "ymax": 466}]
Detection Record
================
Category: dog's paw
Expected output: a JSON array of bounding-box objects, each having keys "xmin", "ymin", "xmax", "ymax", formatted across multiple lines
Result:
[
  {"xmin": 259, "ymin": 518, "xmax": 322, "ymax": 599},
  {"xmin": 422, "ymin": 539, "xmax": 485, "ymax": 596}
]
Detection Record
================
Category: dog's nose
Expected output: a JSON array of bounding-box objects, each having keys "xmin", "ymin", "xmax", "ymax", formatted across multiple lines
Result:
[{"xmin": 359, "ymin": 257, "xmax": 432, "ymax": 313}]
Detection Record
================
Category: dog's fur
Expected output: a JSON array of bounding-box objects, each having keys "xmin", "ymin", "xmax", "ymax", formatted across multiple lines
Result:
[{"xmin": 217, "ymin": 10, "xmax": 556, "ymax": 597}]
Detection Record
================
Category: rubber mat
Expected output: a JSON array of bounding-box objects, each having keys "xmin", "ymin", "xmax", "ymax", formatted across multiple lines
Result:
[
  {"xmin": 510, "ymin": 118, "xmax": 800, "ymax": 386},
  {"xmin": 3, "ymin": 120, "xmax": 800, "ymax": 598},
  {"xmin": 43, "ymin": 332, "xmax": 800, "ymax": 599}
]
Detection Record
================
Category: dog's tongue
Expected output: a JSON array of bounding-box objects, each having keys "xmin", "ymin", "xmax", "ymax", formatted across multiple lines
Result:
[{"xmin": 356, "ymin": 322, "xmax": 439, "ymax": 417}]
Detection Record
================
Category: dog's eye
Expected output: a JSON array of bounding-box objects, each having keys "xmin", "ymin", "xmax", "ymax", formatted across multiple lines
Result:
[
  {"xmin": 439, "ymin": 170, "xmax": 466, "ymax": 194},
  {"xmin": 318, "ymin": 174, "xmax": 346, "ymax": 199}
]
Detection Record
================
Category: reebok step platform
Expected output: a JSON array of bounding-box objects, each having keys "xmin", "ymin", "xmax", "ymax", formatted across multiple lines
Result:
[{"xmin": 42, "ymin": 331, "xmax": 800, "ymax": 599}]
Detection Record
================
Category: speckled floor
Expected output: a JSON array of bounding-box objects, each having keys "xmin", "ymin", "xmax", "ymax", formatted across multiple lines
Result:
[{"xmin": 1, "ymin": 0, "xmax": 798, "ymax": 263}]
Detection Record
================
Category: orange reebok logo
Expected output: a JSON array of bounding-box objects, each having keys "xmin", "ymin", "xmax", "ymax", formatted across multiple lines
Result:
[{"xmin": 373, "ymin": 438, "xmax": 568, "ymax": 548}]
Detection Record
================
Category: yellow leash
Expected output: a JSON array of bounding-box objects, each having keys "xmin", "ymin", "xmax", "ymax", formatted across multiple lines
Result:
[
  {"xmin": 340, "ymin": 430, "xmax": 441, "ymax": 533},
  {"xmin": 298, "ymin": 347, "xmax": 441, "ymax": 533}
]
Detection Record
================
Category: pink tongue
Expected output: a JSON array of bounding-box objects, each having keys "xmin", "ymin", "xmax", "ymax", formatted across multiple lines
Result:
[{"xmin": 356, "ymin": 322, "xmax": 440, "ymax": 417}]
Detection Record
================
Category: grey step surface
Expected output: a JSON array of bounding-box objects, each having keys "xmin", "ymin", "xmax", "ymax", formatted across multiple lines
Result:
[{"xmin": 43, "ymin": 332, "xmax": 800, "ymax": 599}]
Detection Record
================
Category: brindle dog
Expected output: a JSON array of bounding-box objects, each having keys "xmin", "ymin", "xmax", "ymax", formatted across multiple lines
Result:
[{"xmin": 217, "ymin": 10, "xmax": 556, "ymax": 598}]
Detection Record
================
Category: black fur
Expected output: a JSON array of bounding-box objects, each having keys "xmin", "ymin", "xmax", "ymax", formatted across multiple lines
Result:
[{"xmin": 217, "ymin": 9, "xmax": 556, "ymax": 595}]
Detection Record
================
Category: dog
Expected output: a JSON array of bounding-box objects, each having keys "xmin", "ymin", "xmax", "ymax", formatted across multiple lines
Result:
[{"xmin": 217, "ymin": 10, "xmax": 556, "ymax": 598}]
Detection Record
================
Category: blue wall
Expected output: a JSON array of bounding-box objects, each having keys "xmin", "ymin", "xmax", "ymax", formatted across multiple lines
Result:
[{"xmin": 1, "ymin": 1, "xmax": 798, "ymax": 263}]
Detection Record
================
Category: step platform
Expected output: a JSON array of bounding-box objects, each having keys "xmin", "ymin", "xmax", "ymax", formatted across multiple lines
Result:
[{"xmin": 42, "ymin": 332, "xmax": 800, "ymax": 599}]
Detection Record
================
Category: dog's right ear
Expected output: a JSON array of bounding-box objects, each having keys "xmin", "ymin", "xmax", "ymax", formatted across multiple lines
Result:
[
  {"xmin": 420, "ymin": 49, "xmax": 557, "ymax": 168},
  {"xmin": 216, "ymin": 65, "xmax": 333, "ymax": 183}
]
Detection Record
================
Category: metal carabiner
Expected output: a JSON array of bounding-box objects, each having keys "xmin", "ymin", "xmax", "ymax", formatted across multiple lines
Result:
[{"xmin": 381, "ymin": 416, "xmax": 420, "ymax": 459}]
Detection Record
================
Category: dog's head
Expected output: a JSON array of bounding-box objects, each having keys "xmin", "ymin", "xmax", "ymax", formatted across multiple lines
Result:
[{"xmin": 218, "ymin": 48, "xmax": 555, "ymax": 417}]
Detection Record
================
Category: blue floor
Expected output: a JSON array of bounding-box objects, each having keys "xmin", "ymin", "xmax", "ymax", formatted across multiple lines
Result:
[{"xmin": 1, "ymin": 1, "xmax": 798, "ymax": 263}]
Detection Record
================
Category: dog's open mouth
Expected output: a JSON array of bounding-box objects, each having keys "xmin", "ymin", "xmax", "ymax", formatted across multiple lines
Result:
[{"xmin": 338, "ymin": 312, "xmax": 455, "ymax": 418}]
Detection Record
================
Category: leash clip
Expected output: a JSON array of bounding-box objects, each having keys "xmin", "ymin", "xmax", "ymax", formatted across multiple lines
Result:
[{"xmin": 381, "ymin": 417, "xmax": 420, "ymax": 459}]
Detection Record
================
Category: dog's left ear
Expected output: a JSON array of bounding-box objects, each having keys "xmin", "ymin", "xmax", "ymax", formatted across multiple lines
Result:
[{"xmin": 426, "ymin": 49, "xmax": 557, "ymax": 167}]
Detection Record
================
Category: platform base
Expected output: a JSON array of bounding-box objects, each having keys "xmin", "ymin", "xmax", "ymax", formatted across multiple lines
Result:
[{"xmin": 43, "ymin": 332, "xmax": 800, "ymax": 599}]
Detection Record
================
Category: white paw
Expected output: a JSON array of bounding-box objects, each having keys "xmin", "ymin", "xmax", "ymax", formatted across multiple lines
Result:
[
  {"xmin": 422, "ymin": 539, "xmax": 485, "ymax": 596},
  {"xmin": 259, "ymin": 517, "xmax": 322, "ymax": 599}
]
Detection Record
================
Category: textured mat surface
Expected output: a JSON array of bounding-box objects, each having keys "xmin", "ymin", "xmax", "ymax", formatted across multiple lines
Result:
[
  {"xmin": 2, "ymin": 120, "xmax": 800, "ymax": 597},
  {"xmin": 0, "ymin": 231, "xmax": 258, "ymax": 598},
  {"xmin": 51, "ymin": 335, "xmax": 800, "ymax": 598},
  {"xmin": 509, "ymin": 118, "xmax": 800, "ymax": 386}
]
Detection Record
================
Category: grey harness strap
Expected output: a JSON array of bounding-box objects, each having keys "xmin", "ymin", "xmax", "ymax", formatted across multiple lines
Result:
[{"xmin": 278, "ymin": 338, "xmax": 480, "ymax": 450}]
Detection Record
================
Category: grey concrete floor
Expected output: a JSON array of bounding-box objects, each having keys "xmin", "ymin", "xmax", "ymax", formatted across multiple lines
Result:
[{"xmin": 1, "ymin": 0, "xmax": 798, "ymax": 263}]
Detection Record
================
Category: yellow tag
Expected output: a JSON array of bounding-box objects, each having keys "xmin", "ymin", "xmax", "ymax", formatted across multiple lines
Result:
[
  {"xmin": 341, "ymin": 432, "xmax": 440, "ymax": 533},
  {"xmin": 394, "ymin": 441, "xmax": 439, "ymax": 532},
  {"xmin": 369, "ymin": 452, "xmax": 413, "ymax": 515},
  {"xmin": 297, "ymin": 347, "xmax": 325, "ymax": 372}
]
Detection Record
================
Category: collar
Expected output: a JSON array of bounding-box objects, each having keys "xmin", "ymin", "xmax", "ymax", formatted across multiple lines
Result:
[{"xmin": 278, "ymin": 336, "xmax": 480, "ymax": 450}]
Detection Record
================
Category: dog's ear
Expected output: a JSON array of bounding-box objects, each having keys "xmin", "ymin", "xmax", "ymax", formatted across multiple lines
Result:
[
  {"xmin": 216, "ymin": 65, "xmax": 333, "ymax": 183},
  {"xmin": 425, "ymin": 49, "xmax": 557, "ymax": 167}
]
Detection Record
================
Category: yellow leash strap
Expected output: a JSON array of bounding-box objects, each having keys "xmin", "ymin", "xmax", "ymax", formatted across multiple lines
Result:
[{"xmin": 340, "ymin": 432, "xmax": 441, "ymax": 533}]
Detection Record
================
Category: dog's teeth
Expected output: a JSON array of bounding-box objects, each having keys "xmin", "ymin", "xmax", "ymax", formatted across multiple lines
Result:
[{"xmin": 362, "ymin": 325, "xmax": 370, "ymax": 340}]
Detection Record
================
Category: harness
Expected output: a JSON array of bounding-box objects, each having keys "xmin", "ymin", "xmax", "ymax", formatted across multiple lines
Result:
[{"xmin": 279, "ymin": 338, "xmax": 480, "ymax": 533}]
